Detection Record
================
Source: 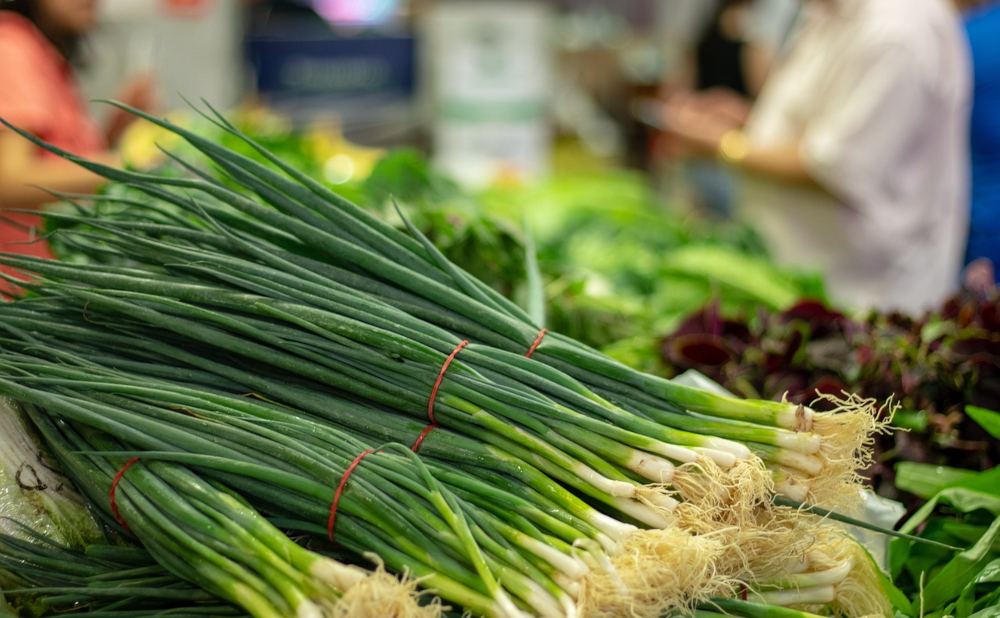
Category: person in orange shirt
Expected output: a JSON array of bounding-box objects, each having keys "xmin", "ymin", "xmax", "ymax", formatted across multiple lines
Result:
[{"xmin": 0, "ymin": 0, "xmax": 156, "ymax": 294}]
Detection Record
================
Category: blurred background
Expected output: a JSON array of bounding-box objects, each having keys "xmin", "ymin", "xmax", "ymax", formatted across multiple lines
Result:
[
  {"xmin": 5, "ymin": 2, "xmax": 1000, "ymax": 614},
  {"xmin": 76, "ymin": 0, "xmax": 789, "ymax": 184},
  {"xmin": 4, "ymin": 0, "xmax": 1000, "ymax": 528}
]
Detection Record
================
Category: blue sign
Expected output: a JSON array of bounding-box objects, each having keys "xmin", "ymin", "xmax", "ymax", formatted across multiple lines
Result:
[{"xmin": 249, "ymin": 35, "xmax": 415, "ymax": 102}]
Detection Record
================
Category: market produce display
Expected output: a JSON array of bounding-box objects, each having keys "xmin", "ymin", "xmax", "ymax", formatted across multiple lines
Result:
[
  {"xmin": 657, "ymin": 295, "xmax": 1000, "ymax": 617},
  {"xmin": 479, "ymin": 172, "xmax": 825, "ymax": 354},
  {"xmin": 659, "ymin": 292, "xmax": 1000, "ymax": 504},
  {"xmin": 120, "ymin": 110, "xmax": 825, "ymax": 361},
  {"xmin": 885, "ymin": 460, "xmax": 1000, "ymax": 617},
  {"xmin": 0, "ymin": 105, "xmax": 897, "ymax": 617}
]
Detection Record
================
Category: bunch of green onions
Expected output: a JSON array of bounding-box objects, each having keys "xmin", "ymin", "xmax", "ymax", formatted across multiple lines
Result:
[
  {"xmin": 0, "ymin": 527, "xmax": 245, "ymax": 616},
  {"xmin": 94, "ymin": 102, "xmax": 877, "ymax": 507},
  {"xmin": 0, "ymin": 310, "xmax": 743, "ymax": 616},
  {"xmin": 0, "ymin": 106, "xmax": 893, "ymax": 617},
  {"xmin": 0, "ymin": 344, "xmax": 622, "ymax": 617},
  {"xmin": 17, "ymin": 408, "xmax": 418, "ymax": 618},
  {"xmin": 0, "ymin": 234, "xmax": 811, "ymax": 600},
  {"xmin": 15, "ymin": 102, "xmax": 876, "ymax": 511}
]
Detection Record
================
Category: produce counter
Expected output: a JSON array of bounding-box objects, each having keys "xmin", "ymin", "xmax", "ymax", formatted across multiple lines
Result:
[{"xmin": 0, "ymin": 108, "xmax": 993, "ymax": 618}]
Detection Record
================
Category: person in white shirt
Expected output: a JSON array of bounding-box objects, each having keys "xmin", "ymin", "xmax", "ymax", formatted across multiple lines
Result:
[{"xmin": 662, "ymin": 0, "xmax": 971, "ymax": 314}]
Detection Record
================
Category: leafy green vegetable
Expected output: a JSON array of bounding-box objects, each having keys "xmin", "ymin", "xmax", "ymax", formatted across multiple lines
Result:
[
  {"xmin": 480, "ymin": 170, "xmax": 824, "ymax": 349},
  {"xmin": 888, "ymin": 465, "xmax": 1000, "ymax": 617},
  {"xmin": 976, "ymin": 558, "xmax": 1000, "ymax": 583},
  {"xmin": 968, "ymin": 406, "xmax": 1000, "ymax": 441},
  {"xmin": 895, "ymin": 463, "xmax": 977, "ymax": 500},
  {"xmin": 660, "ymin": 289, "xmax": 1000, "ymax": 508},
  {"xmin": 659, "ymin": 245, "xmax": 803, "ymax": 310},
  {"xmin": 969, "ymin": 605, "xmax": 1000, "ymax": 618},
  {"xmin": 922, "ymin": 516, "xmax": 1000, "ymax": 609},
  {"xmin": 902, "ymin": 468, "xmax": 1000, "ymax": 535},
  {"xmin": 0, "ymin": 399, "xmax": 99, "ymax": 550}
]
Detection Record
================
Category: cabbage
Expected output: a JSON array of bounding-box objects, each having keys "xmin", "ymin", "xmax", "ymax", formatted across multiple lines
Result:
[{"xmin": 0, "ymin": 398, "xmax": 99, "ymax": 549}]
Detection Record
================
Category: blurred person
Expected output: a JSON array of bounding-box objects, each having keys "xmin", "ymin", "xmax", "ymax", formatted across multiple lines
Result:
[
  {"xmin": 663, "ymin": 0, "xmax": 757, "ymax": 218},
  {"xmin": 0, "ymin": 0, "xmax": 156, "ymax": 293},
  {"xmin": 690, "ymin": 0, "xmax": 759, "ymax": 97},
  {"xmin": 958, "ymin": 0, "xmax": 1000, "ymax": 280},
  {"xmin": 661, "ymin": 0, "xmax": 971, "ymax": 314},
  {"xmin": 659, "ymin": 0, "xmax": 798, "ymax": 218}
]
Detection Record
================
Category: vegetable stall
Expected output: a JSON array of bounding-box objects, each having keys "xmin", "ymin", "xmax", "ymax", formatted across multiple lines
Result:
[{"xmin": 0, "ymin": 105, "xmax": 990, "ymax": 618}]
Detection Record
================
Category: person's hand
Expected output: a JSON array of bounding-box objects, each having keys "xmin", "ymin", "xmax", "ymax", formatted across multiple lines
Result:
[
  {"xmin": 113, "ymin": 72, "xmax": 160, "ymax": 115},
  {"xmin": 696, "ymin": 87, "xmax": 753, "ymax": 126},
  {"xmin": 661, "ymin": 91, "xmax": 745, "ymax": 158}
]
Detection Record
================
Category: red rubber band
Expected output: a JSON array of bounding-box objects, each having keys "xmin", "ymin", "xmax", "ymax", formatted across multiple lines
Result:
[
  {"xmin": 110, "ymin": 457, "xmax": 140, "ymax": 532},
  {"xmin": 741, "ymin": 584, "xmax": 748, "ymax": 601},
  {"xmin": 428, "ymin": 340, "xmax": 468, "ymax": 424},
  {"xmin": 411, "ymin": 424, "xmax": 438, "ymax": 452},
  {"xmin": 525, "ymin": 329, "xmax": 549, "ymax": 358},
  {"xmin": 327, "ymin": 449, "xmax": 374, "ymax": 543}
]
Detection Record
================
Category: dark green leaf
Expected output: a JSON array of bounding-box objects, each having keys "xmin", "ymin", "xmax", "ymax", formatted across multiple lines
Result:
[
  {"xmin": 890, "ymin": 536, "xmax": 911, "ymax": 581},
  {"xmin": 967, "ymin": 406, "xmax": 1000, "ymax": 441},
  {"xmin": 923, "ymin": 516, "xmax": 1000, "ymax": 609},
  {"xmin": 895, "ymin": 462, "xmax": 977, "ymax": 500},
  {"xmin": 902, "ymin": 518, "xmax": 961, "ymax": 583},
  {"xmin": 900, "ymin": 469, "xmax": 1000, "ymax": 535},
  {"xmin": 943, "ymin": 521, "xmax": 991, "ymax": 544},
  {"xmin": 958, "ymin": 582, "xmax": 977, "ymax": 618},
  {"xmin": 976, "ymin": 558, "xmax": 1000, "ymax": 583}
]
